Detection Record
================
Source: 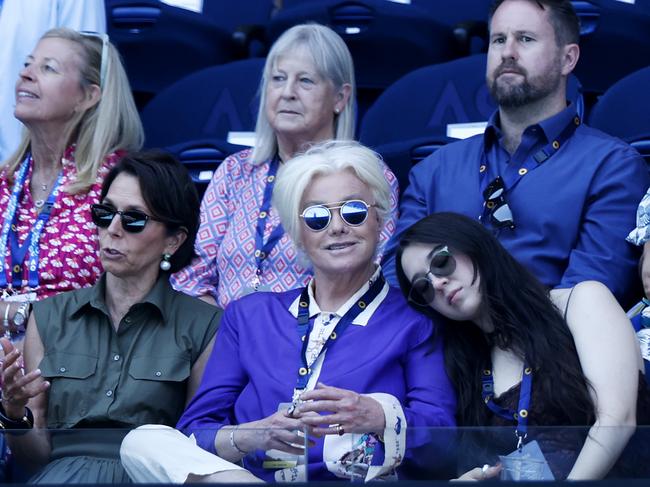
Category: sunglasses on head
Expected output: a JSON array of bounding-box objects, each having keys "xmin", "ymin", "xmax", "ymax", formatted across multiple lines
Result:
[
  {"xmin": 80, "ymin": 31, "xmax": 109, "ymax": 88},
  {"xmin": 408, "ymin": 245, "xmax": 456, "ymax": 306},
  {"xmin": 300, "ymin": 199, "xmax": 376, "ymax": 232},
  {"xmin": 483, "ymin": 176, "xmax": 515, "ymax": 229},
  {"xmin": 91, "ymin": 203, "xmax": 155, "ymax": 233}
]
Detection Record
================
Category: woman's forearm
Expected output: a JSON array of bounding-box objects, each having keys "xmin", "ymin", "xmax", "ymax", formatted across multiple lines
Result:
[
  {"xmin": 7, "ymin": 428, "xmax": 51, "ymax": 473},
  {"xmin": 567, "ymin": 419, "xmax": 635, "ymax": 480},
  {"xmin": 214, "ymin": 425, "xmax": 249, "ymax": 463}
]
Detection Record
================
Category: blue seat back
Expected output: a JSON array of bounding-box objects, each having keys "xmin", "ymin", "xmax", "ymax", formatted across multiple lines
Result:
[
  {"xmin": 140, "ymin": 57, "xmax": 265, "ymax": 194},
  {"xmin": 106, "ymin": 0, "xmax": 238, "ymax": 96},
  {"xmin": 202, "ymin": 0, "xmax": 274, "ymax": 33},
  {"xmin": 141, "ymin": 58, "xmax": 264, "ymax": 148},
  {"xmin": 589, "ymin": 65, "xmax": 650, "ymax": 167},
  {"xmin": 572, "ymin": 0, "xmax": 650, "ymax": 94}
]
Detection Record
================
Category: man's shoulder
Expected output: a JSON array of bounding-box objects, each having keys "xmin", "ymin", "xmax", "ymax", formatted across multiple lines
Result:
[{"xmin": 574, "ymin": 123, "xmax": 642, "ymax": 158}]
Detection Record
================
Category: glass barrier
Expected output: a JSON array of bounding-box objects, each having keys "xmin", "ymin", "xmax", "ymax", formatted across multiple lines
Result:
[{"xmin": 0, "ymin": 425, "xmax": 649, "ymax": 483}]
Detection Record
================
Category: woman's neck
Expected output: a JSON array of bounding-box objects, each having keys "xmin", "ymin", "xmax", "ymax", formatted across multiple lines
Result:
[
  {"xmin": 29, "ymin": 132, "xmax": 68, "ymax": 175},
  {"xmin": 312, "ymin": 263, "xmax": 376, "ymax": 312},
  {"xmin": 104, "ymin": 271, "xmax": 159, "ymax": 329},
  {"xmin": 276, "ymin": 130, "xmax": 334, "ymax": 163}
]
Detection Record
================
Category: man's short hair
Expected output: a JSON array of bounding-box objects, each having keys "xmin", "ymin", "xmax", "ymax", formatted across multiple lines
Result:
[{"xmin": 489, "ymin": 0, "xmax": 580, "ymax": 46}]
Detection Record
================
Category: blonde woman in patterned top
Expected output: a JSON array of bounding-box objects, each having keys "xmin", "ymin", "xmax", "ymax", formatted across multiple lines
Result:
[{"xmin": 0, "ymin": 28, "xmax": 143, "ymax": 343}]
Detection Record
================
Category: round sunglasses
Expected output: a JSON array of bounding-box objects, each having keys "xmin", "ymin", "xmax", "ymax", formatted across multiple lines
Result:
[
  {"xmin": 408, "ymin": 245, "xmax": 457, "ymax": 306},
  {"xmin": 91, "ymin": 203, "xmax": 155, "ymax": 233},
  {"xmin": 300, "ymin": 199, "xmax": 376, "ymax": 232}
]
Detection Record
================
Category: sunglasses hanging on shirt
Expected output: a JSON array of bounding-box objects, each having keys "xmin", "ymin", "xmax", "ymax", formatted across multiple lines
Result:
[{"xmin": 483, "ymin": 176, "xmax": 515, "ymax": 229}]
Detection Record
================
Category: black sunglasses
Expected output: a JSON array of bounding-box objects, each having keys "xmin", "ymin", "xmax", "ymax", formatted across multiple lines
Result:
[
  {"xmin": 483, "ymin": 177, "xmax": 515, "ymax": 229},
  {"xmin": 300, "ymin": 199, "xmax": 376, "ymax": 232},
  {"xmin": 408, "ymin": 246, "xmax": 456, "ymax": 306},
  {"xmin": 91, "ymin": 203, "xmax": 155, "ymax": 233}
]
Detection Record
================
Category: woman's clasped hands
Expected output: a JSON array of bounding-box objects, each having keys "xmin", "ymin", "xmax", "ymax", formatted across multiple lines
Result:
[
  {"xmin": 295, "ymin": 382, "xmax": 385, "ymax": 437},
  {"xmin": 233, "ymin": 383, "xmax": 385, "ymax": 456}
]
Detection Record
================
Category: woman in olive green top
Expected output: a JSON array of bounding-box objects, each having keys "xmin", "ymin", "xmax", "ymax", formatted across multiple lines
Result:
[{"xmin": 0, "ymin": 151, "xmax": 220, "ymax": 483}]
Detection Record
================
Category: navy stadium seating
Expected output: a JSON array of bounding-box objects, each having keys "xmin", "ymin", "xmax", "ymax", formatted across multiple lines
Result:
[
  {"xmin": 140, "ymin": 57, "xmax": 265, "ymax": 193},
  {"xmin": 589, "ymin": 65, "xmax": 650, "ymax": 168},
  {"xmin": 106, "ymin": 0, "xmax": 238, "ymax": 105}
]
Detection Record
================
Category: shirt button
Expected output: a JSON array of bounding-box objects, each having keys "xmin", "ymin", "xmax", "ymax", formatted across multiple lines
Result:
[
  {"xmin": 113, "ymin": 354, "xmax": 120, "ymax": 361},
  {"xmin": 106, "ymin": 390, "xmax": 113, "ymax": 397},
  {"xmin": 155, "ymin": 371, "xmax": 162, "ymax": 377},
  {"xmin": 59, "ymin": 367, "xmax": 66, "ymax": 373}
]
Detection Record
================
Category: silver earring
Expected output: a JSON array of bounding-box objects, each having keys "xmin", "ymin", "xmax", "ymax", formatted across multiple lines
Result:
[
  {"xmin": 160, "ymin": 253, "xmax": 172, "ymax": 271},
  {"xmin": 334, "ymin": 108, "xmax": 340, "ymax": 114}
]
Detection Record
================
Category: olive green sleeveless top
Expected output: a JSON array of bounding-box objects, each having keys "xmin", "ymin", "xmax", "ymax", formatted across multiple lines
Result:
[{"xmin": 33, "ymin": 274, "xmax": 220, "ymax": 430}]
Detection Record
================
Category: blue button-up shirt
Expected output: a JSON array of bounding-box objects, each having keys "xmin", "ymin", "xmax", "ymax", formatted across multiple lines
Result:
[{"xmin": 384, "ymin": 104, "xmax": 649, "ymax": 303}]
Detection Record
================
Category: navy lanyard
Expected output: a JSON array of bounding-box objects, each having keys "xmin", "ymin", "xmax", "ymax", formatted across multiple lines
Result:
[
  {"xmin": 251, "ymin": 155, "xmax": 284, "ymax": 289},
  {"xmin": 294, "ymin": 273, "xmax": 386, "ymax": 391},
  {"xmin": 481, "ymin": 361, "xmax": 533, "ymax": 449},
  {"xmin": 478, "ymin": 114, "xmax": 581, "ymax": 222},
  {"xmin": 0, "ymin": 155, "xmax": 62, "ymax": 289}
]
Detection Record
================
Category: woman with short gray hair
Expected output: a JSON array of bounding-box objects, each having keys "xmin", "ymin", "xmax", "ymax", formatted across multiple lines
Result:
[{"xmin": 171, "ymin": 23, "xmax": 399, "ymax": 308}]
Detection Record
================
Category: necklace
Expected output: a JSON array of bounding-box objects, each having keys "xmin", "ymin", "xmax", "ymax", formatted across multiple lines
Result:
[{"xmin": 32, "ymin": 178, "xmax": 54, "ymax": 209}]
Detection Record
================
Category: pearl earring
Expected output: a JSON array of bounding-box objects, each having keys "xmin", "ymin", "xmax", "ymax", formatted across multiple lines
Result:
[{"xmin": 160, "ymin": 253, "xmax": 172, "ymax": 271}]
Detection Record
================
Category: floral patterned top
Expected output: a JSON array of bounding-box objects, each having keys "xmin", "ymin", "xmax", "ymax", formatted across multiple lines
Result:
[
  {"xmin": 0, "ymin": 145, "xmax": 121, "ymax": 300},
  {"xmin": 171, "ymin": 148, "xmax": 400, "ymax": 309}
]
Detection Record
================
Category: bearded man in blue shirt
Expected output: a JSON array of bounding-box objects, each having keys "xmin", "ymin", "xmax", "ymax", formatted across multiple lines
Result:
[{"xmin": 384, "ymin": 0, "xmax": 649, "ymax": 305}]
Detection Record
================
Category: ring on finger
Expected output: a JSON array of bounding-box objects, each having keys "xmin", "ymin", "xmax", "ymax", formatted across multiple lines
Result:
[
  {"xmin": 482, "ymin": 464, "xmax": 489, "ymax": 479},
  {"xmin": 336, "ymin": 424, "xmax": 345, "ymax": 436}
]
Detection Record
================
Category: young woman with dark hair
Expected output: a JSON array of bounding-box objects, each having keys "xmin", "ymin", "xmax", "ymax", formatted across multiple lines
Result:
[{"xmin": 396, "ymin": 212, "xmax": 649, "ymax": 480}]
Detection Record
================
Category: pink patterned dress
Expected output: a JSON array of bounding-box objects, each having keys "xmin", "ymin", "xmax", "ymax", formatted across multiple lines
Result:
[
  {"xmin": 0, "ymin": 146, "xmax": 121, "ymax": 300},
  {"xmin": 171, "ymin": 148, "xmax": 400, "ymax": 309}
]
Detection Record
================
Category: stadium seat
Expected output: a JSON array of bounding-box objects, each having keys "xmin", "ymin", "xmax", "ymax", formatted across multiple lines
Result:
[
  {"xmin": 140, "ymin": 57, "xmax": 265, "ymax": 193},
  {"xmin": 359, "ymin": 54, "xmax": 584, "ymax": 194},
  {"xmin": 106, "ymin": 0, "xmax": 238, "ymax": 106},
  {"xmin": 588, "ymin": 65, "xmax": 650, "ymax": 168},
  {"xmin": 201, "ymin": 0, "xmax": 274, "ymax": 57},
  {"xmin": 572, "ymin": 0, "xmax": 650, "ymax": 96},
  {"xmin": 201, "ymin": 0, "xmax": 273, "ymax": 33},
  {"xmin": 267, "ymin": 0, "xmax": 458, "ymax": 122}
]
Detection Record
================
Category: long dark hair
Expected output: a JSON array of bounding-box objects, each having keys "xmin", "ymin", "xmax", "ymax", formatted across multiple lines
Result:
[{"xmin": 395, "ymin": 212, "xmax": 594, "ymax": 426}]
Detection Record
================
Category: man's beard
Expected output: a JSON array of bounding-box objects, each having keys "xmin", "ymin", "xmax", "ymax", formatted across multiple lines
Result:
[{"xmin": 488, "ymin": 59, "xmax": 562, "ymax": 108}]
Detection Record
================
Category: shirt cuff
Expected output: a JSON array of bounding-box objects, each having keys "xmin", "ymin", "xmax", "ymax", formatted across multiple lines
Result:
[
  {"xmin": 363, "ymin": 392, "xmax": 407, "ymax": 481},
  {"xmin": 627, "ymin": 226, "xmax": 650, "ymax": 246}
]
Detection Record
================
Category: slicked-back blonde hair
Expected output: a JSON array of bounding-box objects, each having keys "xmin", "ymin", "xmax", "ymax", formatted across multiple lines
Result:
[
  {"xmin": 3, "ymin": 28, "xmax": 143, "ymax": 193},
  {"xmin": 273, "ymin": 140, "xmax": 390, "ymax": 249}
]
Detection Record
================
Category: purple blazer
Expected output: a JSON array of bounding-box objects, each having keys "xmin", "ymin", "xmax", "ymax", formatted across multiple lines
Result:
[{"xmin": 177, "ymin": 285, "xmax": 456, "ymax": 481}]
